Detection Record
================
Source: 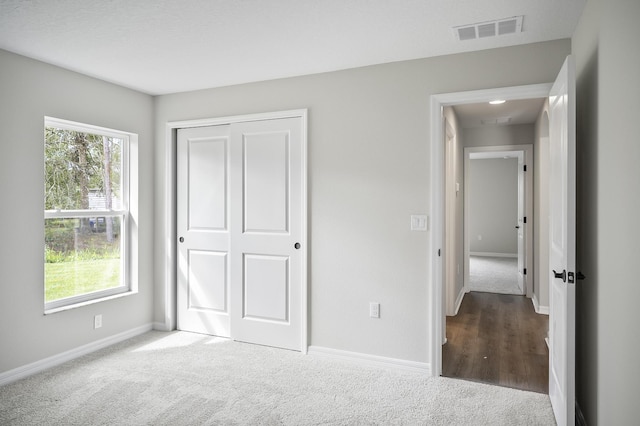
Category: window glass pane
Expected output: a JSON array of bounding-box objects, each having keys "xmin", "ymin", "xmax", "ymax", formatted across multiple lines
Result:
[
  {"xmin": 44, "ymin": 127, "xmax": 122, "ymax": 211},
  {"xmin": 44, "ymin": 217, "xmax": 123, "ymax": 302}
]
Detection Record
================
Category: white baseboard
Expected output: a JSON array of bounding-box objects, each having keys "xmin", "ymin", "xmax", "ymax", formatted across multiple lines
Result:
[
  {"xmin": 470, "ymin": 252, "xmax": 517, "ymax": 258},
  {"xmin": 0, "ymin": 323, "xmax": 153, "ymax": 386},
  {"xmin": 308, "ymin": 346, "xmax": 430, "ymax": 374},
  {"xmin": 532, "ymin": 294, "xmax": 550, "ymax": 315},
  {"xmin": 153, "ymin": 321, "xmax": 172, "ymax": 332},
  {"xmin": 454, "ymin": 288, "xmax": 466, "ymax": 315}
]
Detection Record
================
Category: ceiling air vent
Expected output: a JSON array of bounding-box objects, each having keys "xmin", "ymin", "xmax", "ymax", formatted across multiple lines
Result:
[
  {"xmin": 454, "ymin": 16, "xmax": 523, "ymax": 41},
  {"xmin": 457, "ymin": 26, "xmax": 477, "ymax": 41}
]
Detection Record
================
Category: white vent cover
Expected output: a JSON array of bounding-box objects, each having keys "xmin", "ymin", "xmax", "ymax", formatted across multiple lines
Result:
[{"xmin": 454, "ymin": 16, "xmax": 523, "ymax": 41}]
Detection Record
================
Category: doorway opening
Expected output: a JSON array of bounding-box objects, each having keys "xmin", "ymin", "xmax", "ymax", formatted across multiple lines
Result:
[
  {"xmin": 464, "ymin": 146, "xmax": 531, "ymax": 298},
  {"xmin": 429, "ymin": 84, "xmax": 552, "ymax": 393}
]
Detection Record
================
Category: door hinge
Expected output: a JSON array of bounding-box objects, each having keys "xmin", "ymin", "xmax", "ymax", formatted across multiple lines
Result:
[
  {"xmin": 524, "ymin": 165, "xmax": 527, "ymax": 172},
  {"xmin": 438, "ymin": 249, "xmax": 441, "ymax": 257},
  {"xmin": 524, "ymin": 268, "xmax": 527, "ymax": 275},
  {"xmin": 524, "ymin": 216, "xmax": 527, "ymax": 224}
]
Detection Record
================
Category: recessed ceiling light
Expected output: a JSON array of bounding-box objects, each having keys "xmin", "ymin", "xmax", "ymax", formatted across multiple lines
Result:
[{"xmin": 490, "ymin": 100, "xmax": 506, "ymax": 105}]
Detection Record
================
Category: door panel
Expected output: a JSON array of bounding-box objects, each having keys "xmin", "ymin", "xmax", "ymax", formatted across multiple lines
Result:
[
  {"xmin": 243, "ymin": 132, "xmax": 289, "ymax": 233},
  {"xmin": 188, "ymin": 250, "xmax": 228, "ymax": 312},
  {"xmin": 548, "ymin": 55, "xmax": 576, "ymax": 426},
  {"xmin": 243, "ymin": 254, "xmax": 289, "ymax": 322},
  {"xmin": 188, "ymin": 138, "xmax": 227, "ymax": 231},
  {"xmin": 177, "ymin": 125, "xmax": 231, "ymax": 337},
  {"xmin": 231, "ymin": 117, "xmax": 303, "ymax": 351}
]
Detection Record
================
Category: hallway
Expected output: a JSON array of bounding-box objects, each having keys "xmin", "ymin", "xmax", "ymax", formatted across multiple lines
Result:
[{"xmin": 442, "ymin": 292, "xmax": 548, "ymax": 394}]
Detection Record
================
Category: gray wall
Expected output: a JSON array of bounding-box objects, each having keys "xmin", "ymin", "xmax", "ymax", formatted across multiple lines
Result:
[
  {"xmin": 0, "ymin": 49, "xmax": 155, "ymax": 374},
  {"xmin": 468, "ymin": 158, "xmax": 518, "ymax": 254},
  {"xmin": 573, "ymin": 0, "xmax": 640, "ymax": 423},
  {"xmin": 154, "ymin": 39, "xmax": 571, "ymax": 363},
  {"xmin": 462, "ymin": 124, "xmax": 534, "ymax": 148}
]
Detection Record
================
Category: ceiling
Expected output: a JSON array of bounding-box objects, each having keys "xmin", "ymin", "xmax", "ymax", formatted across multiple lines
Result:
[
  {"xmin": 454, "ymin": 98, "xmax": 546, "ymax": 128},
  {"xmin": 0, "ymin": 0, "xmax": 586, "ymax": 95}
]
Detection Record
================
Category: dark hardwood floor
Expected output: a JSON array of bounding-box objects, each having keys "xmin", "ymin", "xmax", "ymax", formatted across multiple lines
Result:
[{"xmin": 442, "ymin": 292, "xmax": 549, "ymax": 394}]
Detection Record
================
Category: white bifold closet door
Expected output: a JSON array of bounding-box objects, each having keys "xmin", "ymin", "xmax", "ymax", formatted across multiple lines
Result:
[{"xmin": 177, "ymin": 116, "xmax": 304, "ymax": 351}]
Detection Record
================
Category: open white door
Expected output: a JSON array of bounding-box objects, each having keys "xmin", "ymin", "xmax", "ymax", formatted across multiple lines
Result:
[{"xmin": 548, "ymin": 55, "xmax": 576, "ymax": 426}]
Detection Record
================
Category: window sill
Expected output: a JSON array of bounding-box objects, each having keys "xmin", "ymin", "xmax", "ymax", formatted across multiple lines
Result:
[{"xmin": 44, "ymin": 289, "xmax": 138, "ymax": 315}]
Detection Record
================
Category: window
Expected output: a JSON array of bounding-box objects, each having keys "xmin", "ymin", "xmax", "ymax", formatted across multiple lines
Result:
[{"xmin": 44, "ymin": 117, "xmax": 133, "ymax": 311}]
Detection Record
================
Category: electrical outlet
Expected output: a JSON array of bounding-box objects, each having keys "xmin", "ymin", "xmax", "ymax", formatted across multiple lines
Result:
[
  {"xmin": 94, "ymin": 314, "xmax": 102, "ymax": 329},
  {"xmin": 370, "ymin": 302, "xmax": 380, "ymax": 318}
]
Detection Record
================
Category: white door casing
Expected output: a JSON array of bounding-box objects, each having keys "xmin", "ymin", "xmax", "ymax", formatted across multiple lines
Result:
[
  {"xmin": 174, "ymin": 112, "xmax": 307, "ymax": 352},
  {"xmin": 444, "ymin": 119, "xmax": 457, "ymax": 316},
  {"xmin": 431, "ymin": 83, "xmax": 553, "ymax": 377},
  {"xmin": 177, "ymin": 125, "xmax": 231, "ymax": 337},
  {"xmin": 548, "ymin": 55, "xmax": 576, "ymax": 426},
  {"xmin": 517, "ymin": 153, "xmax": 526, "ymax": 294}
]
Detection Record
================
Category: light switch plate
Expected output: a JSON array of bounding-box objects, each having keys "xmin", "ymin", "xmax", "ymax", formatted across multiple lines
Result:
[{"xmin": 410, "ymin": 215, "xmax": 428, "ymax": 231}]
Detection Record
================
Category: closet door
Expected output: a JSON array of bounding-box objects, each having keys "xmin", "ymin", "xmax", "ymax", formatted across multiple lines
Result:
[
  {"xmin": 177, "ymin": 125, "xmax": 231, "ymax": 337},
  {"xmin": 229, "ymin": 117, "xmax": 304, "ymax": 351},
  {"xmin": 177, "ymin": 115, "xmax": 305, "ymax": 352}
]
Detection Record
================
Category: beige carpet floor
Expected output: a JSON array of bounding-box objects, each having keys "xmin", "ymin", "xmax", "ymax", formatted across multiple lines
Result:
[
  {"xmin": 0, "ymin": 331, "xmax": 555, "ymax": 425},
  {"xmin": 469, "ymin": 256, "xmax": 522, "ymax": 295}
]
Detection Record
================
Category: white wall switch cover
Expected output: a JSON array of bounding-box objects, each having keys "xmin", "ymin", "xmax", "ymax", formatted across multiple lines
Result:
[
  {"xmin": 410, "ymin": 215, "xmax": 428, "ymax": 231},
  {"xmin": 370, "ymin": 302, "xmax": 380, "ymax": 318}
]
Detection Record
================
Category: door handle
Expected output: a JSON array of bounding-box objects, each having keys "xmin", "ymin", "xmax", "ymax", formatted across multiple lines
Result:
[
  {"xmin": 294, "ymin": 242, "xmax": 301, "ymax": 249},
  {"xmin": 553, "ymin": 269, "xmax": 566, "ymax": 282},
  {"xmin": 515, "ymin": 225, "xmax": 520, "ymax": 229},
  {"xmin": 179, "ymin": 237, "xmax": 184, "ymax": 243}
]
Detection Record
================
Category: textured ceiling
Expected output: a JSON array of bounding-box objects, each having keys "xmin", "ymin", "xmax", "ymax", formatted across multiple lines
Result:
[{"xmin": 0, "ymin": 0, "xmax": 586, "ymax": 95}]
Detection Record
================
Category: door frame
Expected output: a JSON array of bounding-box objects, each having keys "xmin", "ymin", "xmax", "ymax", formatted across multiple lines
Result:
[
  {"xmin": 444, "ymin": 118, "xmax": 457, "ymax": 316},
  {"xmin": 430, "ymin": 85, "xmax": 550, "ymax": 376},
  {"xmin": 162, "ymin": 109, "xmax": 308, "ymax": 353},
  {"xmin": 463, "ymin": 145, "xmax": 533, "ymax": 297}
]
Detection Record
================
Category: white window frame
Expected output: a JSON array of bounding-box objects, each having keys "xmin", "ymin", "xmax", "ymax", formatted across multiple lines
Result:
[{"xmin": 44, "ymin": 117, "xmax": 136, "ymax": 312}]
